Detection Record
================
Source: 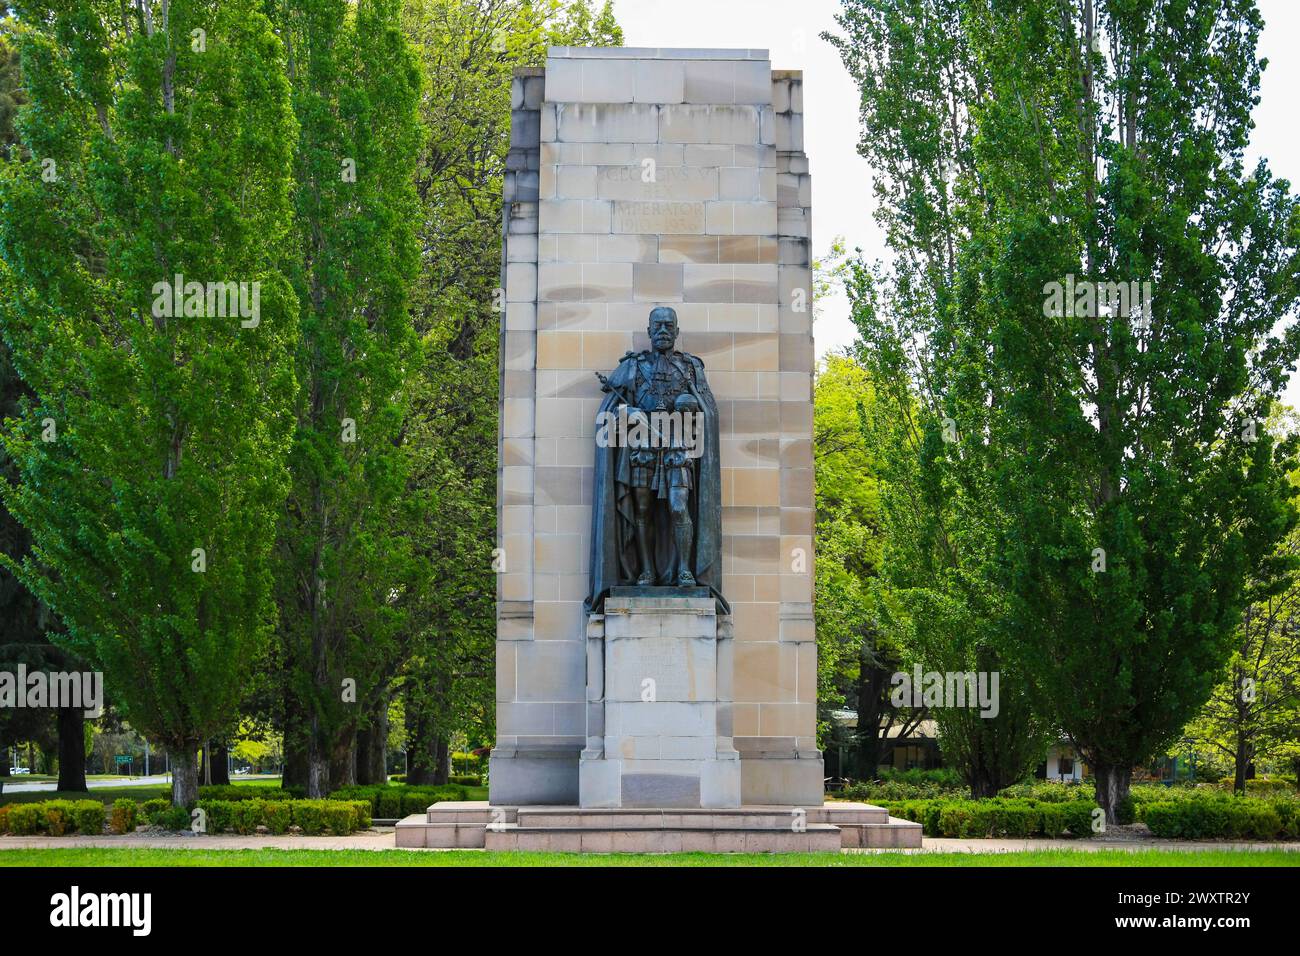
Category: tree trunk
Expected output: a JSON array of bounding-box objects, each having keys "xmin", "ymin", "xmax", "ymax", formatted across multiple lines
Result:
[
  {"xmin": 854, "ymin": 651, "xmax": 890, "ymax": 781},
  {"xmin": 170, "ymin": 743, "xmax": 200, "ymax": 808},
  {"xmin": 282, "ymin": 726, "xmax": 308, "ymax": 791},
  {"xmin": 210, "ymin": 740, "xmax": 231, "ymax": 786},
  {"xmin": 435, "ymin": 736, "xmax": 450, "ymax": 785},
  {"xmin": 56, "ymin": 706, "xmax": 87, "ymax": 792},
  {"xmin": 306, "ymin": 713, "xmax": 329, "ymax": 798},
  {"xmin": 1092, "ymin": 762, "xmax": 1131, "ymax": 826},
  {"xmin": 329, "ymin": 725, "xmax": 356, "ymax": 790},
  {"xmin": 356, "ymin": 698, "xmax": 389, "ymax": 785}
]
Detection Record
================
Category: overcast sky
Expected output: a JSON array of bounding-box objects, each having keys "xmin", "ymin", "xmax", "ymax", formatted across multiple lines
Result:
[{"xmin": 611, "ymin": 0, "xmax": 1300, "ymax": 406}]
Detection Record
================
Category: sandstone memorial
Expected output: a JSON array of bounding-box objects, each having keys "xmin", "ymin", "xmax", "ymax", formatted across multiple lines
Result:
[{"xmin": 398, "ymin": 45, "xmax": 921, "ymax": 851}]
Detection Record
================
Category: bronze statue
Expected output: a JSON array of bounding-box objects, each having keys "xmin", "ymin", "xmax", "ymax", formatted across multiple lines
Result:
[{"xmin": 586, "ymin": 306, "xmax": 728, "ymax": 613}]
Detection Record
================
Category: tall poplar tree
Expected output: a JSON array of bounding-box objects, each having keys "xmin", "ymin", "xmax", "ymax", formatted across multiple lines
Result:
[
  {"xmin": 269, "ymin": 0, "xmax": 422, "ymax": 797},
  {"xmin": 0, "ymin": 0, "xmax": 299, "ymax": 806},
  {"xmin": 830, "ymin": 0, "xmax": 1300, "ymax": 819}
]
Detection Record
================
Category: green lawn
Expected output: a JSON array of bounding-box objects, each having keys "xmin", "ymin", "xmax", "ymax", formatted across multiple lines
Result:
[{"xmin": 1, "ymin": 847, "xmax": 1296, "ymax": 866}]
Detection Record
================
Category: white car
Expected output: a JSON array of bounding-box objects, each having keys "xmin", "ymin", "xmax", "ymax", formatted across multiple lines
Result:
[{"xmin": 9, "ymin": 767, "xmax": 30, "ymax": 775}]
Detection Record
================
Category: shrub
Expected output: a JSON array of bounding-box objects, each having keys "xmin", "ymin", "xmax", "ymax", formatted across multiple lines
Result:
[
  {"xmin": 0, "ymin": 805, "xmax": 10, "ymax": 835},
  {"xmin": 329, "ymin": 784, "xmax": 467, "ymax": 818},
  {"xmin": 109, "ymin": 799, "xmax": 138, "ymax": 834},
  {"xmin": 997, "ymin": 782, "xmax": 1094, "ymax": 803},
  {"xmin": 43, "ymin": 800, "xmax": 76, "ymax": 836},
  {"xmin": 876, "ymin": 767, "xmax": 966, "ymax": 789},
  {"xmin": 877, "ymin": 796, "xmax": 1100, "ymax": 838},
  {"xmin": 292, "ymin": 800, "xmax": 326, "ymax": 835},
  {"xmin": 198, "ymin": 784, "xmax": 301, "ymax": 802},
  {"xmin": 6, "ymin": 804, "xmax": 41, "ymax": 836},
  {"xmin": 140, "ymin": 799, "xmax": 171, "ymax": 825},
  {"xmin": 158, "ymin": 805, "xmax": 191, "ymax": 831},
  {"xmin": 1142, "ymin": 796, "xmax": 1292, "ymax": 840},
  {"xmin": 347, "ymin": 800, "xmax": 372, "ymax": 830},
  {"xmin": 195, "ymin": 800, "xmax": 237, "ymax": 834},
  {"xmin": 232, "ymin": 800, "xmax": 265, "ymax": 835},
  {"xmin": 74, "ymin": 801, "xmax": 106, "ymax": 835},
  {"xmin": 449, "ymin": 774, "xmax": 482, "ymax": 787},
  {"xmin": 322, "ymin": 802, "xmax": 355, "ymax": 836},
  {"xmin": 263, "ymin": 801, "xmax": 291, "ymax": 835}
]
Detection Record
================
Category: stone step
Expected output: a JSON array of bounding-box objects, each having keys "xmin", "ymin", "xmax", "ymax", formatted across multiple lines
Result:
[
  {"xmin": 422, "ymin": 801, "xmax": 516, "ymax": 825},
  {"xmin": 808, "ymin": 802, "xmax": 890, "ymax": 825},
  {"xmin": 838, "ymin": 817, "xmax": 924, "ymax": 849},
  {"xmin": 395, "ymin": 816, "xmax": 488, "ymax": 849},
  {"xmin": 483, "ymin": 823, "xmax": 844, "ymax": 853},
  {"xmin": 514, "ymin": 807, "xmax": 818, "ymax": 829}
]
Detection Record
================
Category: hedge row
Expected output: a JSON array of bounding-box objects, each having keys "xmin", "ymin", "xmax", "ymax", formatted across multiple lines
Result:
[
  {"xmin": 328, "ymin": 784, "xmax": 467, "ymax": 818},
  {"xmin": 0, "ymin": 796, "xmax": 370, "ymax": 836},
  {"xmin": 877, "ymin": 798, "xmax": 1099, "ymax": 838},
  {"xmin": 194, "ymin": 799, "xmax": 370, "ymax": 835},
  {"xmin": 1141, "ymin": 797, "xmax": 1300, "ymax": 840},
  {"xmin": 0, "ymin": 800, "xmax": 107, "ymax": 835},
  {"xmin": 196, "ymin": 785, "xmax": 304, "ymax": 802}
]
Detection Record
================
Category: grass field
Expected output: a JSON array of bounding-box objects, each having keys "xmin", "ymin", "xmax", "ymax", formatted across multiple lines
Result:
[{"xmin": 1, "ymin": 847, "xmax": 1296, "ymax": 866}]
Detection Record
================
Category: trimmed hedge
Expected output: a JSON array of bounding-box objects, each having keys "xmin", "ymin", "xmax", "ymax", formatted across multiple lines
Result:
[
  {"xmin": 193, "ymin": 798, "xmax": 371, "ymax": 835},
  {"xmin": 1142, "ymin": 797, "xmax": 1300, "ymax": 840},
  {"xmin": 0, "ymin": 796, "xmax": 370, "ymax": 836},
  {"xmin": 197, "ymin": 784, "xmax": 303, "ymax": 802},
  {"xmin": 328, "ymin": 784, "xmax": 467, "ymax": 818},
  {"xmin": 879, "ymin": 797, "xmax": 1098, "ymax": 838},
  {"xmin": 110, "ymin": 799, "xmax": 138, "ymax": 834},
  {"xmin": 0, "ymin": 799, "xmax": 106, "ymax": 835}
]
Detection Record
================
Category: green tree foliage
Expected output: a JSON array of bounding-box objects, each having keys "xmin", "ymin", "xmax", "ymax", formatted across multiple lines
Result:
[
  {"xmin": 395, "ymin": 0, "xmax": 623, "ymax": 779},
  {"xmin": 829, "ymin": 0, "xmax": 1300, "ymax": 819},
  {"xmin": 267, "ymin": 0, "xmax": 422, "ymax": 797},
  {"xmin": 0, "ymin": 20, "xmax": 24, "ymax": 159},
  {"xmin": 0, "ymin": 0, "xmax": 299, "ymax": 806},
  {"xmin": 813, "ymin": 354, "xmax": 912, "ymax": 777},
  {"xmin": 1183, "ymin": 514, "xmax": 1300, "ymax": 791}
]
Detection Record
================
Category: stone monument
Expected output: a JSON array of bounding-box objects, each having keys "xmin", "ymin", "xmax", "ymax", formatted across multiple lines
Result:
[
  {"xmin": 398, "ymin": 45, "xmax": 921, "ymax": 849},
  {"xmin": 490, "ymin": 46, "xmax": 822, "ymax": 809}
]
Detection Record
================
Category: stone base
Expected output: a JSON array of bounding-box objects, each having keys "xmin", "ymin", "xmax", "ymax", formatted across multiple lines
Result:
[
  {"xmin": 740, "ymin": 754, "xmax": 825, "ymax": 806},
  {"xmin": 579, "ymin": 753, "xmax": 741, "ymax": 808},
  {"xmin": 488, "ymin": 748, "xmax": 579, "ymax": 806},
  {"xmin": 394, "ymin": 800, "xmax": 923, "ymax": 853}
]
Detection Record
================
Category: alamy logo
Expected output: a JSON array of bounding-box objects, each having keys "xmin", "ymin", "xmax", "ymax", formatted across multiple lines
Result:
[
  {"xmin": 49, "ymin": 886, "xmax": 151, "ymax": 936},
  {"xmin": 151, "ymin": 273, "xmax": 261, "ymax": 328},
  {"xmin": 1042, "ymin": 273, "xmax": 1152, "ymax": 320},
  {"xmin": 595, "ymin": 406, "xmax": 704, "ymax": 458},
  {"xmin": 890, "ymin": 665, "xmax": 1000, "ymax": 718},
  {"xmin": 0, "ymin": 666, "xmax": 103, "ymax": 718}
]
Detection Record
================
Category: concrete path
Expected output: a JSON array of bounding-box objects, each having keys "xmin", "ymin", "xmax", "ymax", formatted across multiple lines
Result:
[{"xmin": 1, "ymin": 830, "xmax": 1296, "ymax": 853}]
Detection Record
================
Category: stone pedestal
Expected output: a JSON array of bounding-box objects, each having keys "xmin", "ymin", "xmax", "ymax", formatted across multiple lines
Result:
[{"xmin": 579, "ymin": 589, "xmax": 740, "ymax": 808}]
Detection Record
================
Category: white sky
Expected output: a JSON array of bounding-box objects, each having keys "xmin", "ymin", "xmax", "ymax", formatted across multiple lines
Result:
[{"xmin": 612, "ymin": 0, "xmax": 1300, "ymax": 406}]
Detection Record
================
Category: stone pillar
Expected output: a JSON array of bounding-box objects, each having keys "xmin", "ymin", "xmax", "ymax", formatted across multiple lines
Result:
[
  {"xmin": 579, "ymin": 590, "xmax": 740, "ymax": 808},
  {"xmin": 489, "ymin": 48, "xmax": 822, "ymax": 808}
]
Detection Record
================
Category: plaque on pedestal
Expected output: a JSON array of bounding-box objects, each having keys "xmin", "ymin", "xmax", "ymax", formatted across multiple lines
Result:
[{"xmin": 579, "ymin": 589, "xmax": 740, "ymax": 808}]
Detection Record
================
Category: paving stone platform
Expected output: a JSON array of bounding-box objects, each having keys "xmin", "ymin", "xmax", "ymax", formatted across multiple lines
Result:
[{"xmin": 395, "ymin": 800, "xmax": 922, "ymax": 852}]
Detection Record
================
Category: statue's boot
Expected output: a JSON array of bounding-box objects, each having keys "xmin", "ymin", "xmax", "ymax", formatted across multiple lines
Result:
[
  {"xmin": 635, "ymin": 519, "xmax": 654, "ymax": 586},
  {"xmin": 674, "ymin": 515, "xmax": 696, "ymax": 587}
]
